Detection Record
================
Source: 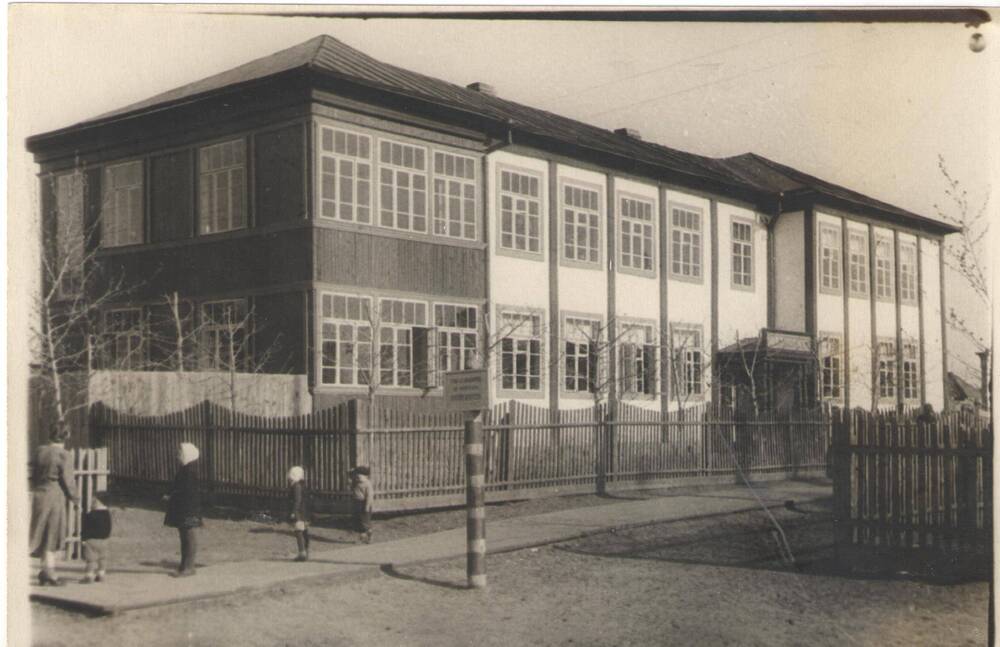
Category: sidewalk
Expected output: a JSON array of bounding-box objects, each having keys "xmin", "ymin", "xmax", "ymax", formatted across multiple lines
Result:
[{"xmin": 31, "ymin": 479, "xmax": 831, "ymax": 615}]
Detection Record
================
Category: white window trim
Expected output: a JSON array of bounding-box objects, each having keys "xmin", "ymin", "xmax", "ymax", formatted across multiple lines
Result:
[
  {"xmin": 617, "ymin": 319, "xmax": 658, "ymax": 399},
  {"xmin": 318, "ymin": 292, "xmax": 374, "ymax": 387},
  {"xmin": 496, "ymin": 306, "xmax": 546, "ymax": 398},
  {"xmin": 198, "ymin": 138, "xmax": 248, "ymax": 235},
  {"xmin": 102, "ymin": 159, "xmax": 145, "ymax": 248},
  {"xmin": 558, "ymin": 179, "xmax": 603, "ymax": 270},
  {"xmin": 730, "ymin": 215, "xmax": 755, "ymax": 292},
  {"xmin": 818, "ymin": 332, "xmax": 844, "ymax": 402},
  {"xmin": 200, "ymin": 298, "xmax": 250, "ymax": 371},
  {"xmin": 433, "ymin": 301, "xmax": 480, "ymax": 378},
  {"xmin": 376, "ymin": 137, "xmax": 430, "ymax": 234},
  {"xmin": 318, "ymin": 126, "xmax": 375, "ymax": 225},
  {"xmin": 669, "ymin": 323, "xmax": 705, "ymax": 401},
  {"xmin": 432, "ymin": 151, "xmax": 479, "ymax": 242},
  {"xmin": 874, "ymin": 234, "xmax": 896, "ymax": 303},
  {"xmin": 103, "ymin": 306, "xmax": 147, "ymax": 370},
  {"xmin": 561, "ymin": 312, "xmax": 604, "ymax": 397},
  {"xmin": 847, "ymin": 228, "xmax": 870, "ymax": 298},
  {"xmin": 668, "ymin": 203, "xmax": 704, "ymax": 283},
  {"xmin": 617, "ymin": 191, "xmax": 657, "ymax": 278},
  {"xmin": 495, "ymin": 164, "xmax": 545, "ymax": 261},
  {"xmin": 817, "ymin": 223, "xmax": 842, "ymax": 296},
  {"xmin": 876, "ymin": 337, "xmax": 898, "ymax": 403}
]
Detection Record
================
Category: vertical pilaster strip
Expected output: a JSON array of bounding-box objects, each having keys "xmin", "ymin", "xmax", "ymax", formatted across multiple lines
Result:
[
  {"xmin": 766, "ymin": 215, "xmax": 776, "ymax": 329},
  {"xmin": 803, "ymin": 207, "xmax": 817, "ymax": 337},
  {"xmin": 606, "ymin": 175, "xmax": 617, "ymax": 414},
  {"xmin": 659, "ymin": 187, "xmax": 670, "ymax": 412},
  {"xmin": 917, "ymin": 237, "xmax": 927, "ymax": 405},
  {"xmin": 548, "ymin": 161, "xmax": 560, "ymax": 417},
  {"xmin": 868, "ymin": 224, "xmax": 878, "ymax": 410},
  {"xmin": 465, "ymin": 414, "xmax": 486, "ymax": 589},
  {"xmin": 841, "ymin": 217, "xmax": 851, "ymax": 410},
  {"xmin": 481, "ymin": 154, "xmax": 491, "ymax": 394},
  {"xmin": 893, "ymin": 230, "xmax": 904, "ymax": 411},
  {"xmin": 709, "ymin": 199, "xmax": 720, "ymax": 408},
  {"xmin": 939, "ymin": 240, "xmax": 950, "ymax": 410}
]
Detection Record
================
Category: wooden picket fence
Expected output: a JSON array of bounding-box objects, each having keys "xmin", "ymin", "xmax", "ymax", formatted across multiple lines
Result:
[
  {"xmin": 831, "ymin": 407, "xmax": 993, "ymax": 577},
  {"xmin": 64, "ymin": 448, "xmax": 110, "ymax": 560},
  {"xmin": 93, "ymin": 399, "xmax": 830, "ymax": 513}
]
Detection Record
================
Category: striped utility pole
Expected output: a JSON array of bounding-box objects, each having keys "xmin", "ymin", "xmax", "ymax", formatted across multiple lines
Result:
[{"xmin": 465, "ymin": 410, "xmax": 486, "ymax": 589}]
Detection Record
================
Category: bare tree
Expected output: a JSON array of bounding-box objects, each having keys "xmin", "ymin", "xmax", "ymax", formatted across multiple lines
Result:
[{"xmin": 665, "ymin": 325, "xmax": 711, "ymax": 413}]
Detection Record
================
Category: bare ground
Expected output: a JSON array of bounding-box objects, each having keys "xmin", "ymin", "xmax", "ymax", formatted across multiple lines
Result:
[{"xmin": 30, "ymin": 495, "xmax": 988, "ymax": 647}]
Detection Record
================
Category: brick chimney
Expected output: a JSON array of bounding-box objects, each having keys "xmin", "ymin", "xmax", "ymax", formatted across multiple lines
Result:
[
  {"xmin": 466, "ymin": 82, "xmax": 496, "ymax": 97},
  {"xmin": 614, "ymin": 128, "xmax": 642, "ymax": 140}
]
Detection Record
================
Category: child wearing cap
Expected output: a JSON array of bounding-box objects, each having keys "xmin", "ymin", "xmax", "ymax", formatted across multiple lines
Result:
[
  {"xmin": 287, "ymin": 466, "xmax": 311, "ymax": 562},
  {"xmin": 349, "ymin": 466, "xmax": 374, "ymax": 544}
]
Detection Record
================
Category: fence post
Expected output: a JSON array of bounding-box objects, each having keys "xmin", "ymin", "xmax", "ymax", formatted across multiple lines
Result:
[
  {"xmin": 201, "ymin": 400, "xmax": 216, "ymax": 502},
  {"xmin": 831, "ymin": 408, "xmax": 852, "ymax": 565}
]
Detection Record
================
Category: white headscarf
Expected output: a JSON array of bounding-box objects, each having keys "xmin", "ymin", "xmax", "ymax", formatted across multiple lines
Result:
[
  {"xmin": 287, "ymin": 466, "xmax": 305, "ymax": 483},
  {"xmin": 179, "ymin": 442, "xmax": 200, "ymax": 465}
]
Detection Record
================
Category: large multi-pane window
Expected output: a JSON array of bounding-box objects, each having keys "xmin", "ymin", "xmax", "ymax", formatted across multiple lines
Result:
[
  {"xmin": 848, "ymin": 230, "xmax": 870, "ymax": 296},
  {"xmin": 899, "ymin": 242, "xmax": 918, "ymax": 304},
  {"xmin": 433, "ymin": 152, "xmax": 477, "ymax": 240},
  {"xmin": 670, "ymin": 325, "xmax": 703, "ymax": 398},
  {"xmin": 320, "ymin": 128, "xmax": 373, "ymax": 223},
  {"xmin": 819, "ymin": 335, "xmax": 843, "ymax": 400},
  {"xmin": 620, "ymin": 196, "xmax": 654, "ymax": 273},
  {"xmin": 563, "ymin": 316, "xmax": 600, "ymax": 393},
  {"xmin": 819, "ymin": 225, "xmax": 842, "ymax": 293},
  {"xmin": 320, "ymin": 294, "xmax": 372, "ymax": 386},
  {"xmin": 200, "ymin": 299, "xmax": 248, "ymax": 371},
  {"xmin": 670, "ymin": 207, "xmax": 702, "ymax": 279},
  {"xmin": 198, "ymin": 139, "xmax": 247, "ymax": 234},
  {"xmin": 102, "ymin": 161, "xmax": 144, "ymax": 247},
  {"xmin": 877, "ymin": 339, "xmax": 897, "ymax": 400},
  {"xmin": 377, "ymin": 298, "xmax": 428, "ymax": 387},
  {"xmin": 875, "ymin": 235, "xmax": 895, "ymax": 300},
  {"xmin": 619, "ymin": 324, "xmax": 656, "ymax": 397},
  {"xmin": 54, "ymin": 172, "xmax": 84, "ymax": 296},
  {"xmin": 500, "ymin": 311, "xmax": 542, "ymax": 392},
  {"xmin": 731, "ymin": 219, "xmax": 753, "ymax": 288},
  {"xmin": 498, "ymin": 170, "xmax": 542, "ymax": 254},
  {"xmin": 103, "ymin": 308, "xmax": 146, "ymax": 370},
  {"xmin": 562, "ymin": 184, "xmax": 600, "ymax": 264},
  {"xmin": 435, "ymin": 304, "xmax": 478, "ymax": 378},
  {"xmin": 902, "ymin": 342, "xmax": 919, "ymax": 402},
  {"xmin": 379, "ymin": 140, "xmax": 428, "ymax": 233}
]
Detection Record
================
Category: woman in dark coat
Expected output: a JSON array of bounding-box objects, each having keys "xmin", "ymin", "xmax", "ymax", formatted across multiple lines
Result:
[
  {"xmin": 164, "ymin": 442, "xmax": 203, "ymax": 576},
  {"xmin": 29, "ymin": 427, "xmax": 79, "ymax": 586}
]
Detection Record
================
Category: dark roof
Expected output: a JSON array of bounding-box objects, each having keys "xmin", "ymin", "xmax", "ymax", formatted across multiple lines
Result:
[
  {"xmin": 948, "ymin": 371, "xmax": 983, "ymax": 407},
  {"xmin": 716, "ymin": 153, "xmax": 958, "ymax": 234},
  {"xmin": 30, "ymin": 35, "xmax": 956, "ymax": 233}
]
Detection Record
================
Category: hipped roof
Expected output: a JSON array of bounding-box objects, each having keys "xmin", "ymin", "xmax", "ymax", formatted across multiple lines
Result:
[{"xmin": 27, "ymin": 34, "xmax": 957, "ymax": 234}]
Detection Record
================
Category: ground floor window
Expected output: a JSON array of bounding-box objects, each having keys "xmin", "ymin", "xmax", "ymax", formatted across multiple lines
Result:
[
  {"xmin": 499, "ymin": 311, "xmax": 542, "ymax": 392},
  {"xmin": 818, "ymin": 334, "xmax": 843, "ymax": 401},
  {"xmin": 103, "ymin": 307, "xmax": 146, "ymax": 370},
  {"xmin": 320, "ymin": 293, "xmax": 372, "ymax": 386},
  {"xmin": 670, "ymin": 325, "xmax": 703, "ymax": 399},
  {"xmin": 619, "ymin": 323, "xmax": 657, "ymax": 397},
  {"xmin": 877, "ymin": 339, "xmax": 897, "ymax": 401},
  {"xmin": 902, "ymin": 342, "xmax": 919, "ymax": 402},
  {"xmin": 435, "ymin": 303, "xmax": 479, "ymax": 379},
  {"xmin": 200, "ymin": 299, "xmax": 249, "ymax": 371},
  {"xmin": 563, "ymin": 316, "xmax": 601, "ymax": 393}
]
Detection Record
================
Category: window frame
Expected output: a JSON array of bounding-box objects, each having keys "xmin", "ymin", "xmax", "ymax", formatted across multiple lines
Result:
[
  {"xmin": 53, "ymin": 170, "xmax": 86, "ymax": 297},
  {"xmin": 667, "ymin": 203, "xmax": 704, "ymax": 283},
  {"xmin": 496, "ymin": 306, "xmax": 545, "ymax": 398},
  {"xmin": 197, "ymin": 137, "xmax": 248, "ymax": 236},
  {"xmin": 376, "ymin": 137, "xmax": 430, "ymax": 234},
  {"xmin": 902, "ymin": 341, "xmax": 920, "ymax": 403},
  {"xmin": 102, "ymin": 306, "xmax": 147, "ymax": 370},
  {"xmin": 199, "ymin": 298, "xmax": 250, "ymax": 372},
  {"xmin": 817, "ymin": 223, "xmax": 843, "ymax": 296},
  {"xmin": 669, "ymin": 323, "xmax": 704, "ymax": 401},
  {"xmin": 876, "ymin": 337, "xmax": 897, "ymax": 403},
  {"xmin": 375, "ymin": 296, "xmax": 430, "ymax": 389},
  {"xmin": 558, "ymin": 179, "xmax": 603, "ymax": 270},
  {"xmin": 617, "ymin": 319, "xmax": 658, "ymax": 400},
  {"xmin": 434, "ymin": 302, "xmax": 480, "ymax": 381},
  {"xmin": 319, "ymin": 292, "xmax": 373, "ymax": 388},
  {"xmin": 847, "ymin": 228, "xmax": 870, "ymax": 298},
  {"xmin": 101, "ymin": 159, "xmax": 145, "ymax": 248},
  {"xmin": 318, "ymin": 125, "xmax": 375, "ymax": 225},
  {"xmin": 560, "ymin": 312, "xmax": 603, "ymax": 398},
  {"xmin": 618, "ymin": 192, "xmax": 656, "ymax": 278},
  {"xmin": 729, "ymin": 216, "xmax": 755, "ymax": 291},
  {"xmin": 899, "ymin": 241, "xmax": 918, "ymax": 305},
  {"xmin": 818, "ymin": 333, "xmax": 844, "ymax": 402},
  {"xmin": 874, "ymin": 233, "xmax": 896, "ymax": 303},
  {"xmin": 432, "ymin": 151, "xmax": 479, "ymax": 242},
  {"xmin": 495, "ymin": 164, "xmax": 545, "ymax": 261}
]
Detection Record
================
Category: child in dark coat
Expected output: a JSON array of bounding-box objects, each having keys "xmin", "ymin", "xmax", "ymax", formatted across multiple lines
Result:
[
  {"xmin": 163, "ymin": 443, "xmax": 203, "ymax": 576},
  {"xmin": 80, "ymin": 498, "xmax": 111, "ymax": 584},
  {"xmin": 350, "ymin": 466, "xmax": 374, "ymax": 544},
  {"xmin": 287, "ymin": 466, "xmax": 311, "ymax": 561}
]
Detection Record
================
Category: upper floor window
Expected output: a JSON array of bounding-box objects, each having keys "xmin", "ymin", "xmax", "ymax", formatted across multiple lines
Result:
[
  {"xmin": 103, "ymin": 307, "xmax": 146, "ymax": 370},
  {"xmin": 731, "ymin": 219, "xmax": 753, "ymax": 289},
  {"xmin": 670, "ymin": 325, "xmax": 703, "ymax": 399},
  {"xmin": 619, "ymin": 323, "xmax": 656, "ymax": 397},
  {"xmin": 433, "ymin": 152, "xmax": 477, "ymax": 241},
  {"xmin": 899, "ymin": 242, "xmax": 917, "ymax": 304},
  {"xmin": 499, "ymin": 311, "xmax": 542, "ymax": 392},
  {"xmin": 670, "ymin": 206, "xmax": 702, "ymax": 280},
  {"xmin": 379, "ymin": 140, "xmax": 427, "ymax": 233},
  {"xmin": 199, "ymin": 139, "xmax": 246, "ymax": 234},
  {"xmin": 620, "ymin": 196, "xmax": 654, "ymax": 274},
  {"xmin": 563, "ymin": 316, "xmax": 601, "ymax": 393},
  {"xmin": 498, "ymin": 170, "xmax": 542, "ymax": 255},
  {"xmin": 902, "ymin": 342, "xmax": 919, "ymax": 401},
  {"xmin": 562, "ymin": 184, "xmax": 601, "ymax": 265},
  {"xmin": 819, "ymin": 334, "xmax": 843, "ymax": 400},
  {"xmin": 320, "ymin": 293, "xmax": 372, "ymax": 386},
  {"xmin": 848, "ymin": 230, "xmax": 870, "ymax": 297},
  {"xmin": 54, "ymin": 172, "xmax": 84, "ymax": 296},
  {"xmin": 435, "ymin": 303, "xmax": 479, "ymax": 379},
  {"xmin": 818, "ymin": 224, "xmax": 841, "ymax": 293},
  {"xmin": 875, "ymin": 235, "xmax": 895, "ymax": 301},
  {"xmin": 320, "ymin": 128, "xmax": 372, "ymax": 224},
  {"xmin": 877, "ymin": 339, "xmax": 897, "ymax": 401},
  {"xmin": 102, "ymin": 161, "xmax": 144, "ymax": 247},
  {"xmin": 200, "ymin": 299, "xmax": 249, "ymax": 371}
]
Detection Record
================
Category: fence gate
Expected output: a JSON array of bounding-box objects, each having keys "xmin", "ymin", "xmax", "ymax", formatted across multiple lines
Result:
[{"xmin": 64, "ymin": 448, "xmax": 109, "ymax": 560}]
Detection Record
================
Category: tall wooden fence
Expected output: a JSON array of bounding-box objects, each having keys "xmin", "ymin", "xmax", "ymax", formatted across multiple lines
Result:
[
  {"xmin": 93, "ymin": 399, "xmax": 830, "ymax": 513},
  {"xmin": 831, "ymin": 407, "xmax": 992, "ymax": 577}
]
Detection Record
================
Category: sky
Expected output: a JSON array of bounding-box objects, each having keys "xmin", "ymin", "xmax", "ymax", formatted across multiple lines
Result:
[{"xmin": 7, "ymin": 5, "xmax": 998, "ymax": 390}]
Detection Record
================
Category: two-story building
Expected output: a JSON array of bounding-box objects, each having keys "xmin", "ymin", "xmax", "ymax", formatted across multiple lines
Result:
[{"xmin": 27, "ymin": 35, "xmax": 957, "ymax": 417}]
